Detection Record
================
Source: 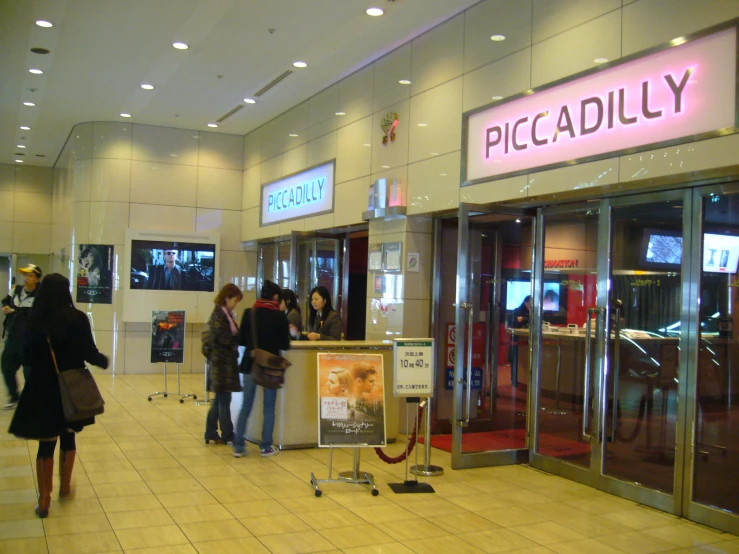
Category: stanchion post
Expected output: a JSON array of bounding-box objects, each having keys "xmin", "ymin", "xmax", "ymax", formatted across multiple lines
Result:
[
  {"xmin": 196, "ymin": 361, "xmax": 211, "ymax": 406},
  {"xmin": 175, "ymin": 362, "xmax": 197, "ymax": 403},
  {"xmin": 411, "ymin": 396, "xmax": 444, "ymax": 477}
]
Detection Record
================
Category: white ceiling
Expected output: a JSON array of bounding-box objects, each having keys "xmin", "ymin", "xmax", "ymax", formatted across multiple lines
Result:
[{"xmin": 0, "ymin": 0, "xmax": 481, "ymax": 168}]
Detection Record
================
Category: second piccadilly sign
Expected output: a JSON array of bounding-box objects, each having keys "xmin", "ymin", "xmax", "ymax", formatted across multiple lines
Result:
[{"xmin": 465, "ymin": 27, "xmax": 737, "ymax": 184}]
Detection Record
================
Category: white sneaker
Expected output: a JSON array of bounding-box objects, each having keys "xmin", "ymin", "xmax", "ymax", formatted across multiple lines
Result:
[
  {"xmin": 260, "ymin": 447, "xmax": 279, "ymax": 457},
  {"xmin": 3, "ymin": 400, "xmax": 18, "ymax": 410}
]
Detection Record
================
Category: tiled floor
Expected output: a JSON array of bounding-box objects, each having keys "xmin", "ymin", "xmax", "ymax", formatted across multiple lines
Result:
[{"xmin": 1, "ymin": 373, "xmax": 738, "ymax": 553}]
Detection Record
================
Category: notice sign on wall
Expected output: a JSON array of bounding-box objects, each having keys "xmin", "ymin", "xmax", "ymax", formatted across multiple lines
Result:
[
  {"xmin": 151, "ymin": 310, "xmax": 186, "ymax": 364},
  {"xmin": 317, "ymin": 353, "xmax": 387, "ymax": 447},
  {"xmin": 465, "ymin": 27, "xmax": 737, "ymax": 184},
  {"xmin": 393, "ymin": 339, "xmax": 434, "ymax": 397},
  {"xmin": 261, "ymin": 160, "xmax": 335, "ymax": 226}
]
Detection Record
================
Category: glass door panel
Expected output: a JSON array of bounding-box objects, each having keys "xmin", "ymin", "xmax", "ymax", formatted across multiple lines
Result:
[{"xmin": 603, "ymin": 199, "xmax": 683, "ymax": 494}]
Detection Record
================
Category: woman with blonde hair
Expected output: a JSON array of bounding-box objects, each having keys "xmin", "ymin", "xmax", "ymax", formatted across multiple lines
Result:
[
  {"xmin": 325, "ymin": 368, "xmax": 350, "ymax": 397},
  {"xmin": 204, "ymin": 283, "xmax": 243, "ymax": 444}
]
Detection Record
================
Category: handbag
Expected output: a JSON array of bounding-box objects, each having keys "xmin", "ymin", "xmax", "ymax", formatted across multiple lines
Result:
[
  {"xmin": 250, "ymin": 309, "xmax": 291, "ymax": 389},
  {"xmin": 48, "ymin": 338, "xmax": 105, "ymax": 422}
]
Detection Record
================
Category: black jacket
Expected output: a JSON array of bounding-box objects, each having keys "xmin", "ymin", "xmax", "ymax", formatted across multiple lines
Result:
[
  {"xmin": 238, "ymin": 307, "xmax": 291, "ymax": 374},
  {"xmin": 2, "ymin": 285, "xmax": 37, "ymax": 339},
  {"xmin": 145, "ymin": 264, "xmax": 181, "ymax": 290}
]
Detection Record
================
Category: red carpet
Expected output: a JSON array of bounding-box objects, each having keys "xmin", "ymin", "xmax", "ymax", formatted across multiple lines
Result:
[{"xmin": 420, "ymin": 428, "xmax": 590, "ymax": 458}]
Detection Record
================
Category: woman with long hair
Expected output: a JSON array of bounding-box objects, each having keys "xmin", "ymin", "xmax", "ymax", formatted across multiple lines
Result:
[
  {"xmin": 306, "ymin": 285, "xmax": 342, "ymax": 341},
  {"xmin": 9, "ymin": 274, "xmax": 109, "ymax": 518},
  {"xmin": 204, "ymin": 283, "xmax": 243, "ymax": 444},
  {"xmin": 280, "ymin": 288, "xmax": 302, "ymax": 339}
]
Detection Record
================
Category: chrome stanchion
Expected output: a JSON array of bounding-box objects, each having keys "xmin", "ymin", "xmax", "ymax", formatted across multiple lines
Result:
[
  {"xmin": 148, "ymin": 363, "xmax": 169, "ymax": 401},
  {"xmin": 196, "ymin": 361, "xmax": 210, "ymax": 406},
  {"xmin": 411, "ymin": 397, "xmax": 444, "ymax": 477},
  {"xmin": 174, "ymin": 363, "xmax": 197, "ymax": 403}
]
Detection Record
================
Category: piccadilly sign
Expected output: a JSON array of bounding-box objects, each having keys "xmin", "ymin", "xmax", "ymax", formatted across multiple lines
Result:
[
  {"xmin": 261, "ymin": 160, "xmax": 335, "ymax": 226},
  {"xmin": 465, "ymin": 27, "xmax": 737, "ymax": 184}
]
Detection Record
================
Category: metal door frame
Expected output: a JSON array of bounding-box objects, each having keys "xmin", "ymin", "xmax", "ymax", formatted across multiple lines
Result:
[{"xmin": 451, "ymin": 202, "xmax": 535, "ymax": 469}]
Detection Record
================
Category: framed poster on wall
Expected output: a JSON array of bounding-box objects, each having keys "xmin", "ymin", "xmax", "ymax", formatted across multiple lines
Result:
[{"xmin": 76, "ymin": 245, "xmax": 114, "ymax": 304}]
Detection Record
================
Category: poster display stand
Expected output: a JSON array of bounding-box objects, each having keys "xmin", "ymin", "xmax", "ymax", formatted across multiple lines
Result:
[
  {"xmin": 310, "ymin": 448, "xmax": 378, "ymax": 497},
  {"xmin": 148, "ymin": 310, "xmax": 196, "ymax": 403},
  {"xmin": 148, "ymin": 363, "xmax": 197, "ymax": 403}
]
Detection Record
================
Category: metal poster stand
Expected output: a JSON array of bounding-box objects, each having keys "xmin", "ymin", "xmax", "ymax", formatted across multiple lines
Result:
[
  {"xmin": 148, "ymin": 363, "xmax": 197, "ymax": 403},
  {"xmin": 310, "ymin": 447, "xmax": 378, "ymax": 497},
  {"xmin": 389, "ymin": 398, "xmax": 434, "ymax": 493},
  {"xmin": 148, "ymin": 363, "xmax": 169, "ymax": 401},
  {"xmin": 195, "ymin": 361, "xmax": 210, "ymax": 406},
  {"xmin": 411, "ymin": 397, "xmax": 444, "ymax": 477}
]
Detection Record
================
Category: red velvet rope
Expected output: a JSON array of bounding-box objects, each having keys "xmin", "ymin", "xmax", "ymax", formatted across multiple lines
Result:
[{"xmin": 374, "ymin": 405, "xmax": 424, "ymax": 464}]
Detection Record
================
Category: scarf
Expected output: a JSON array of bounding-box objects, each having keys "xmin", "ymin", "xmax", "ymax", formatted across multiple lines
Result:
[
  {"xmin": 221, "ymin": 306, "xmax": 238, "ymax": 335},
  {"xmin": 254, "ymin": 299, "xmax": 280, "ymax": 311}
]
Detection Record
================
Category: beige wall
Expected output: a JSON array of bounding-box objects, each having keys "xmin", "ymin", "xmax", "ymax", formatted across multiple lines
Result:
[
  {"xmin": 52, "ymin": 123, "xmax": 255, "ymax": 375},
  {"xmin": 0, "ymin": 164, "xmax": 53, "ymax": 255}
]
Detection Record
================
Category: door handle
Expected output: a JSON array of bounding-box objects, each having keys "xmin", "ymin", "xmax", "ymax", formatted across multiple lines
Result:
[
  {"xmin": 457, "ymin": 302, "xmax": 474, "ymax": 427},
  {"xmin": 609, "ymin": 301, "xmax": 622, "ymax": 443},
  {"xmin": 583, "ymin": 307, "xmax": 604, "ymax": 440}
]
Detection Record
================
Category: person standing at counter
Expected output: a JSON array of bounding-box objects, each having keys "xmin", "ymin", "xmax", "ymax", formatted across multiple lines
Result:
[
  {"xmin": 513, "ymin": 295, "xmax": 531, "ymax": 328},
  {"xmin": 306, "ymin": 286, "xmax": 342, "ymax": 341},
  {"xmin": 280, "ymin": 289, "xmax": 302, "ymax": 340},
  {"xmin": 233, "ymin": 280, "xmax": 290, "ymax": 458}
]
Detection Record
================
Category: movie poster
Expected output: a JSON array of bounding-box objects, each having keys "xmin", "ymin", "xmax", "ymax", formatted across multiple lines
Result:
[
  {"xmin": 76, "ymin": 245, "xmax": 114, "ymax": 304},
  {"xmin": 150, "ymin": 310, "xmax": 186, "ymax": 364},
  {"xmin": 317, "ymin": 353, "xmax": 386, "ymax": 447}
]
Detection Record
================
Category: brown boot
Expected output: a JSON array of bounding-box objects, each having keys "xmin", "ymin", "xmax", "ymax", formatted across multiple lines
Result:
[
  {"xmin": 35, "ymin": 457, "xmax": 53, "ymax": 518},
  {"xmin": 59, "ymin": 450, "xmax": 76, "ymax": 498}
]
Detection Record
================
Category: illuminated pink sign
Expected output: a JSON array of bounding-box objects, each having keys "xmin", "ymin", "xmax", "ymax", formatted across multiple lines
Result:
[{"xmin": 465, "ymin": 28, "xmax": 737, "ymax": 183}]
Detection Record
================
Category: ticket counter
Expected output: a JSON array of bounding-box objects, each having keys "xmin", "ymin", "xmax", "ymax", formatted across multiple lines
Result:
[{"xmin": 245, "ymin": 341, "xmax": 399, "ymax": 448}]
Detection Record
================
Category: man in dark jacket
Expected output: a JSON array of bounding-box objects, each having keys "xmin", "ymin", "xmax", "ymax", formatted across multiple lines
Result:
[
  {"xmin": 145, "ymin": 249, "xmax": 181, "ymax": 290},
  {"xmin": 233, "ymin": 280, "xmax": 290, "ymax": 458},
  {"xmin": 2, "ymin": 264, "xmax": 41, "ymax": 408}
]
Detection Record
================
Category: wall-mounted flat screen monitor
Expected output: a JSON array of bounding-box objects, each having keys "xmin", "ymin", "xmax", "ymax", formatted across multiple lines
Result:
[
  {"xmin": 130, "ymin": 240, "xmax": 216, "ymax": 291},
  {"xmin": 641, "ymin": 229, "xmax": 683, "ymax": 268},
  {"xmin": 505, "ymin": 281, "xmax": 561, "ymax": 311},
  {"xmin": 703, "ymin": 233, "xmax": 739, "ymax": 274},
  {"xmin": 542, "ymin": 283, "xmax": 561, "ymax": 311}
]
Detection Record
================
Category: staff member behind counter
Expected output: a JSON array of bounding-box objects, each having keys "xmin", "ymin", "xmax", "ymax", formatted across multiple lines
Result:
[{"xmin": 306, "ymin": 286, "xmax": 342, "ymax": 341}]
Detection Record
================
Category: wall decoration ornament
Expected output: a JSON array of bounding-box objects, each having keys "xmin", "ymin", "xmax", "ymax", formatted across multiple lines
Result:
[{"xmin": 381, "ymin": 112, "xmax": 399, "ymax": 145}]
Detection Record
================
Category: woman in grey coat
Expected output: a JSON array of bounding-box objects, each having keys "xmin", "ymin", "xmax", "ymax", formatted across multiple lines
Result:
[{"xmin": 306, "ymin": 286, "xmax": 342, "ymax": 341}]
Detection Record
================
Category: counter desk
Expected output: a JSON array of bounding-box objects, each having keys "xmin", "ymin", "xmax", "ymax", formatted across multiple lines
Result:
[{"xmin": 245, "ymin": 340, "xmax": 399, "ymax": 449}]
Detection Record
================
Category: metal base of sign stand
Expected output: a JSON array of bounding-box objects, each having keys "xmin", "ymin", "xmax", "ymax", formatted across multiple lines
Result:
[
  {"xmin": 148, "ymin": 362, "xmax": 169, "ymax": 401},
  {"xmin": 310, "ymin": 447, "xmax": 378, "ymax": 497},
  {"xmin": 173, "ymin": 363, "xmax": 197, "ymax": 403},
  {"xmin": 195, "ymin": 362, "xmax": 211, "ymax": 406},
  {"xmin": 390, "ymin": 399, "xmax": 434, "ymax": 494},
  {"xmin": 410, "ymin": 397, "xmax": 444, "ymax": 478}
]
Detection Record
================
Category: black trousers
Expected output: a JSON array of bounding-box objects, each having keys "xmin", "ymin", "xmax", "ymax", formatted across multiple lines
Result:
[{"xmin": 1, "ymin": 336, "xmax": 28, "ymax": 402}]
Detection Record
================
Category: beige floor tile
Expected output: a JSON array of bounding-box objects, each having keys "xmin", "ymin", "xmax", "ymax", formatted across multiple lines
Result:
[
  {"xmin": 681, "ymin": 541, "xmax": 739, "ymax": 554},
  {"xmin": 0, "ymin": 489, "xmax": 37, "ymax": 504},
  {"xmin": 107, "ymin": 507, "xmax": 175, "ymax": 530},
  {"xmin": 208, "ymin": 486, "xmax": 270, "ymax": 504},
  {"xmin": 342, "ymin": 544, "xmax": 415, "ymax": 554},
  {"xmin": 0, "ymin": 476, "xmax": 35, "ymax": 491},
  {"xmin": 564, "ymin": 495, "xmax": 635, "ymax": 515},
  {"xmin": 426, "ymin": 482, "xmax": 481, "ymax": 497},
  {"xmin": 297, "ymin": 508, "xmax": 368, "ymax": 530},
  {"xmin": 0, "ymin": 466, "xmax": 32, "ymax": 478},
  {"xmin": 240, "ymin": 513, "xmax": 312, "ymax": 536},
  {"xmin": 223, "ymin": 499, "xmax": 291, "ymax": 518},
  {"xmin": 278, "ymin": 496, "xmax": 343, "ymax": 514},
  {"xmin": 509, "ymin": 521, "xmax": 587, "ymax": 545},
  {"xmin": 477, "ymin": 506, "xmax": 549, "ymax": 528},
  {"xmin": 445, "ymin": 494, "xmax": 509, "ymax": 512},
  {"xmin": 0, "ymin": 503, "xmax": 37, "ymax": 522},
  {"xmin": 129, "ymin": 456, "xmax": 182, "ymax": 471},
  {"xmin": 168, "ymin": 504, "xmax": 234, "ymax": 524},
  {"xmin": 193, "ymin": 537, "xmax": 271, "ymax": 553},
  {"xmin": 44, "ymin": 513, "xmax": 112, "ymax": 536},
  {"xmin": 556, "ymin": 513, "xmax": 634, "ymax": 538},
  {"xmin": 258, "ymin": 529, "xmax": 338, "ymax": 554},
  {"xmin": 549, "ymin": 538, "xmax": 634, "ymax": 554},
  {"xmin": 350, "ymin": 503, "xmax": 417, "ymax": 523},
  {"xmin": 114, "ymin": 524, "xmax": 189, "ymax": 550},
  {"xmin": 52, "ymin": 484, "xmax": 98, "ymax": 500},
  {"xmin": 317, "ymin": 524, "xmax": 394, "ymax": 549},
  {"xmin": 426, "ymin": 512, "xmax": 501, "ymax": 535},
  {"xmin": 402, "ymin": 497, "xmax": 469, "ymax": 518},
  {"xmin": 404, "ymin": 534, "xmax": 486, "ymax": 554},
  {"xmin": 86, "ymin": 470, "xmax": 142, "ymax": 486},
  {"xmin": 522, "ymin": 501, "xmax": 590, "ymax": 523},
  {"xmin": 80, "ymin": 461, "xmax": 135, "ymax": 473},
  {"xmin": 0, "ymin": 537, "xmax": 48, "ymax": 554},
  {"xmin": 187, "ymin": 464, "xmax": 240, "ymax": 479},
  {"xmin": 156, "ymin": 490, "xmax": 218, "ymax": 508},
  {"xmin": 92, "ymin": 481, "xmax": 152, "ymax": 498},
  {"xmin": 138, "ymin": 468, "xmax": 192, "ymax": 482},
  {"xmin": 328, "ymin": 492, "xmax": 395, "ymax": 509},
  {"xmin": 0, "ymin": 518, "xmax": 44, "ymax": 540},
  {"xmin": 47, "ymin": 530, "xmax": 122, "ymax": 554},
  {"xmin": 595, "ymin": 530, "xmax": 680, "ymax": 554},
  {"xmin": 643, "ymin": 522, "xmax": 727, "ymax": 548},
  {"xmin": 48, "ymin": 497, "xmax": 104, "ymax": 517},
  {"xmin": 459, "ymin": 528, "xmax": 541, "ymax": 553},
  {"xmin": 99, "ymin": 494, "xmax": 161, "ymax": 513},
  {"xmin": 466, "ymin": 478, "xmax": 522, "ymax": 494},
  {"xmin": 179, "ymin": 518, "xmax": 252, "ymax": 543},
  {"xmin": 118, "ymin": 545, "xmax": 197, "ymax": 554},
  {"xmin": 375, "ymin": 518, "xmax": 451, "ymax": 541},
  {"xmin": 601, "ymin": 507, "xmax": 681, "ymax": 530},
  {"xmin": 258, "ymin": 483, "xmax": 317, "ymax": 500},
  {"xmin": 146, "ymin": 478, "xmax": 205, "ymax": 494}
]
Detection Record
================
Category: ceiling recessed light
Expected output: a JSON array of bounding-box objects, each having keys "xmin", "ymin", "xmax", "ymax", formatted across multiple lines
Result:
[
  {"xmin": 35, "ymin": 154, "xmax": 46, "ymax": 157},
  {"xmin": 594, "ymin": 57, "xmax": 609, "ymax": 64},
  {"xmin": 417, "ymin": 123, "xmax": 428, "ymax": 127},
  {"xmin": 490, "ymin": 34, "xmax": 506, "ymax": 41},
  {"xmin": 362, "ymin": 143, "xmax": 371, "ymax": 147},
  {"xmin": 207, "ymin": 123, "xmax": 218, "ymax": 128},
  {"xmin": 29, "ymin": 68, "xmax": 43, "ymax": 75},
  {"xmin": 288, "ymin": 133, "xmax": 299, "ymax": 137},
  {"xmin": 140, "ymin": 84, "xmax": 154, "ymax": 90},
  {"xmin": 15, "ymin": 160, "xmax": 23, "ymax": 163},
  {"xmin": 516, "ymin": 219, "xmax": 522, "ymax": 223},
  {"xmin": 14, "ymin": 153, "xmax": 24, "ymax": 156},
  {"xmin": 120, "ymin": 113, "xmax": 131, "ymax": 118},
  {"xmin": 244, "ymin": 98, "xmax": 256, "ymax": 104},
  {"xmin": 439, "ymin": 173, "xmax": 447, "ymax": 176},
  {"xmin": 398, "ymin": 79, "xmax": 411, "ymax": 85},
  {"xmin": 430, "ymin": 152, "xmax": 440, "ymax": 156},
  {"xmin": 293, "ymin": 61, "xmax": 308, "ymax": 68},
  {"xmin": 20, "ymin": 126, "xmax": 30, "ymax": 130},
  {"xmin": 173, "ymin": 42, "xmax": 189, "ymax": 50},
  {"xmin": 492, "ymin": 95, "xmax": 503, "ymax": 101},
  {"xmin": 381, "ymin": 165, "xmax": 390, "ymax": 169},
  {"xmin": 366, "ymin": 7, "xmax": 384, "ymax": 16},
  {"xmin": 35, "ymin": 20, "xmax": 53, "ymax": 28},
  {"xmin": 16, "ymin": 145, "xmax": 26, "ymax": 149},
  {"xmin": 30, "ymin": 47, "xmax": 50, "ymax": 54},
  {"xmin": 23, "ymin": 102, "xmax": 35, "ymax": 107},
  {"xmin": 335, "ymin": 111, "xmax": 346, "ymax": 116}
]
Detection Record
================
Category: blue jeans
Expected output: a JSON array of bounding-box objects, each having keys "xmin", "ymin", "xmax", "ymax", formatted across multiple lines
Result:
[
  {"xmin": 234, "ymin": 373, "xmax": 276, "ymax": 452},
  {"xmin": 205, "ymin": 392, "xmax": 233, "ymax": 442}
]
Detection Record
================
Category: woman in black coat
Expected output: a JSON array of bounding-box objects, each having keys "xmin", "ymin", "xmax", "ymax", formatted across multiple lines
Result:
[
  {"xmin": 204, "ymin": 283, "xmax": 243, "ymax": 444},
  {"xmin": 306, "ymin": 286, "xmax": 343, "ymax": 341},
  {"xmin": 9, "ymin": 274, "xmax": 109, "ymax": 518}
]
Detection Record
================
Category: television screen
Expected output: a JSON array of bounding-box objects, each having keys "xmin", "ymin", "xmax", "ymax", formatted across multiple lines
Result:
[
  {"xmin": 704, "ymin": 233, "xmax": 739, "ymax": 274},
  {"xmin": 130, "ymin": 240, "xmax": 216, "ymax": 291},
  {"xmin": 542, "ymin": 283, "xmax": 561, "ymax": 311},
  {"xmin": 506, "ymin": 281, "xmax": 530, "ymax": 311},
  {"xmin": 645, "ymin": 234, "xmax": 683, "ymax": 265}
]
